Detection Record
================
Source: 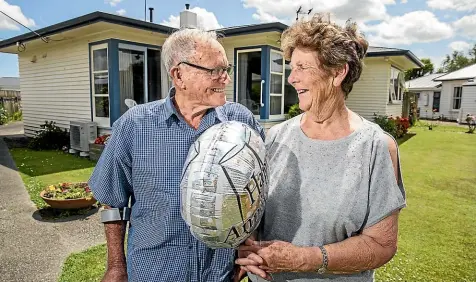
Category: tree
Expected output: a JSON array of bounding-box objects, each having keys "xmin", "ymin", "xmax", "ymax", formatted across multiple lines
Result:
[
  {"xmin": 405, "ymin": 58, "xmax": 434, "ymax": 81},
  {"xmin": 437, "ymin": 43, "xmax": 476, "ymax": 73},
  {"xmin": 469, "ymin": 44, "xmax": 476, "ymax": 63}
]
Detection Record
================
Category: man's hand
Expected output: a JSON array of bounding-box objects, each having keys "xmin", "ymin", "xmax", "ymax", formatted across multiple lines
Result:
[
  {"xmin": 232, "ymin": 265, "xmax": 247, "ymax": 282},
  {"xmin": 236, "ymin": 239, "xmax": 272, "ymax": 280},
  {"xmin": 101, "ymin": 266, "xmax": 127, "ymax": 282}
]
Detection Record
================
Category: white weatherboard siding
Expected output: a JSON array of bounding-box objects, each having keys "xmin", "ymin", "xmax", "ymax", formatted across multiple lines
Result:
[
  {"xmin": 18, "ymin": 28, "xmax": 168, "ymax": 136},
  {"xmin": 460, "ymin": 85, "xmax": 476, "ymax": 122},
  {"xmin": 416, "ymin": 90, "xmax": 437, "ymax": 119},
  {"xmin": 439, "ymin": 80, "xmax": 467, "ymax": 121},
  {"xmin": 386, "ymin": 104, "xmax": 403, "ymax": 118},
  {"xmin": 19, "ymin": 41, "xmax": 91, "ymax": 137},
  {"xmin": 346, "ymin": 59, "xmax": 389, "ymax": 121}
]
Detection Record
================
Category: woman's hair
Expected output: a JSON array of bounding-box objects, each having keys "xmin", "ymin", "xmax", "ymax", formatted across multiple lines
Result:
[{"xmin": 281, "ymin": 13, "xmax": 369, "ymax": 97}]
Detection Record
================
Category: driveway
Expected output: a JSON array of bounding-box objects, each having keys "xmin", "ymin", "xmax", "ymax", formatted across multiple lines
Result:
[{"xmin": 0, "ymin": 136, "xmax": 105, "ymax": 282}]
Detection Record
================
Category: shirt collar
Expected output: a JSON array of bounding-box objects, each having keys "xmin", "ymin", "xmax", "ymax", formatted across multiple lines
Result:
[{"xmin": 164, "ymin": 87, "xmax": 228, "ymax": 123}]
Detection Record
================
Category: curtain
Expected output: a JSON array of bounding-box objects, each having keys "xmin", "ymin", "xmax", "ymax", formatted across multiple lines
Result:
[{"xmin": 119, "ymin": 50, "xmax": 135, "ymax": 115}]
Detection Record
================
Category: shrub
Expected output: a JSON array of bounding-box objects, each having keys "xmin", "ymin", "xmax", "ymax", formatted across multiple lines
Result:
[
  {"xmin": 0, "ymin": 106, "xmax": 8, "ymax": 125},
  {"xmin": 28, "ymin": 121, "xmax": 70, "ymax": 150},
  {"xmin": 393, "ymin": 116, "xmax": 410, "ymax": 138},
  {"xmin": 11, "ymin": 110, "xmax": 22, "ymax": 121},
  {"xmin": 373, "ymin": 114, "xmax": 397, "ymax": 138},
  {"xmin": 286, "ymin": 104, "xmax": 303, "ymax": 119}
]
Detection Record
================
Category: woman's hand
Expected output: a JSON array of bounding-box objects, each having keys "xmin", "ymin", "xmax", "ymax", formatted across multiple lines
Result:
[{"xmin": 236, "ymin": 239, "xmax": 316, "ymax": 278}]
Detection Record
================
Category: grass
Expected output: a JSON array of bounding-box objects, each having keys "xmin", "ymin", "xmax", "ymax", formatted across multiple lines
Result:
[
  {"xmin": 58, "ymin": 244, "xmax": 107, "ymax": 282},
  {"xmin": 9, "ymin": 148, "xmax": 96, "ymax": 216},
  {"xmin": 375, "ymin": 125, "xmax": 476, "ymax": 282},
  {"xmin": 41, "ymin": 125, "xmax": 476, "ymax": 281}
]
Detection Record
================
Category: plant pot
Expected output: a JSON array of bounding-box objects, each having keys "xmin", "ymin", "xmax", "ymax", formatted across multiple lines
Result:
[{"xmin": 40, "ymin": 190, "xmax": 97, "ymax": 209}]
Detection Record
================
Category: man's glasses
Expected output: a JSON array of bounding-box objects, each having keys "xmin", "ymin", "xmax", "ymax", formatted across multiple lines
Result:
[{"xmin": 178, "ymin": 61, "xmax": 233, "ymax": 79}]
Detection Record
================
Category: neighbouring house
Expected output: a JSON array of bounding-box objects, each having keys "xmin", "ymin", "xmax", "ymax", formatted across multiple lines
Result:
[
  {"xmin": 407, "ymin": 63, "xmax": 476, "ymax": 123},
  {"xmin": 0, "ymin": 5, "xmax": 423, "ymax": 137},
  {"xmin": 0, "ymin": 77, "xmax": 21, "ymax": 115},
  {"xmin": 405, "ymin": 73, "xmax": 446, "ymax": 119}
]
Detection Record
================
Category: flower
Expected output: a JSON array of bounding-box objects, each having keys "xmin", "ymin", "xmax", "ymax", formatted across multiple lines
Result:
[
  {"xmin": 94, "ymin": 134, "xmax": 111, "ymax": 145},
  {"xmin": 43, "ymin": 182, "xmax": 94, "ymax": 200}
]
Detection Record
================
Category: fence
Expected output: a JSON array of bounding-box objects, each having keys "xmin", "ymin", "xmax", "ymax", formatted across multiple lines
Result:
[{"xmin": 0, "ymin": 90, "xmax": 21, "ymax": 115}]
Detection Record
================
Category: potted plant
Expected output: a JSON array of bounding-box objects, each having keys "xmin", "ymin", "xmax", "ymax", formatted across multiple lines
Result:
[
  {"xmin": 89, "ymin": 134, "xmax": 110, "ymax": 161},
  {"xmin": 40, "ymin": 182, "xmax": 96, "ymax": 209}
]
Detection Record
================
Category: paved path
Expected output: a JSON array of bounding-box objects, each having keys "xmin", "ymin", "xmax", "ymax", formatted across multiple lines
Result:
[
  {"xmin": 0, "ymin": 121, "xmax": 24, "ymax": 137},
  {"xmin": 0, "ymin": 132, "xmax": 105, "ymax": 282}
]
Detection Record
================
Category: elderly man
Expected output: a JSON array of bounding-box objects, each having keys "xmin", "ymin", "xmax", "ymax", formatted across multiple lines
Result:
[{"xmin": 88, "ymin": 28, "xmax": 265, "ymax": 282}]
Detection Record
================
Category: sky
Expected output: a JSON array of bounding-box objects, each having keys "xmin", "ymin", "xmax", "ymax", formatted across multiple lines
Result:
[{"xmin": 0, "ymin": 0, "xmax": 475, "ymax": 77}]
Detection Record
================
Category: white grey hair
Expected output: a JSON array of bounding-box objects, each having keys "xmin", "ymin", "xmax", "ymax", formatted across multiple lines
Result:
[{"xmin": 162, "ymin": 28, "xmax": 219, "ymax": 75}]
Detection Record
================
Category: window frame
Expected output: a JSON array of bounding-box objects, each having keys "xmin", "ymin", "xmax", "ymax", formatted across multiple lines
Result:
[
  {"xmin": 452, "ymin": 86, "xmax": 462, "ymax": 110},
  {"xmin": 269, "ymin": 49, "xmax": 285, "ymax": 120},
  {"xmin": 389, "ymin": 66, "xmax": 405, "ymax": 104},
  {"xmin": 90, "ymin": 43, "xmax": 110, "ymax": 127}
]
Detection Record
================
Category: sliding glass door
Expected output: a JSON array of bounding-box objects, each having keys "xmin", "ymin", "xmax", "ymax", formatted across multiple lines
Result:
[
  {"xmin": 235, "ymin": 47, "xmax": 295, "ymax": 120},
  {"xmin": 236, "ymin": 49, "xmax": 263, "ymax": 118},
  {"xmin": 118, "ymin": 43, "xmax": 161, "ymax": 115}
]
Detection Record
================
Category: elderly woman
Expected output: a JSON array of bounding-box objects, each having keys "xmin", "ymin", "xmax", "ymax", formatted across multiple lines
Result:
[{"xmin": 235, "ymin": 14, "xmax": 406, "ymax": 282}]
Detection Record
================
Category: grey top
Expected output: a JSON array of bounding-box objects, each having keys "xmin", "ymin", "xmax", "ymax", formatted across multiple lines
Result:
[{"xmin": 250, "ymin": 114, "xmax": 406, "ymax": 282}]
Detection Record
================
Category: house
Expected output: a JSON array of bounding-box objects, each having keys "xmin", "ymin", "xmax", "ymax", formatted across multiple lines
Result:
[
  {"xmin": 0, "ymin": 5, "xmax": 423, "ymax": 137},
  {"xmin": 405, "ymin": 73, "xmax": 446, "ymax": 119},
  {"xmin": 0, "ymin": 77, "xmax": 21, "ymax": 115},
  {"xmin": 407, "ymin": 63, "xmax": 476, "ymax": 122}
]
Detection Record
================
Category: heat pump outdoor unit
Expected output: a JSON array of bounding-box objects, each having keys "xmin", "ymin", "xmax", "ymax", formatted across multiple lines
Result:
[{"xmin": 70, "ymin": 120, "xmax": 97, "ymax": 153}]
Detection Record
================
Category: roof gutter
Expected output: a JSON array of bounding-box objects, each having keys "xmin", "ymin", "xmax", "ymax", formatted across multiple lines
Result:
[{"xmin": 366, "ymin": 50, "xmax": 424, "ymax": 68}]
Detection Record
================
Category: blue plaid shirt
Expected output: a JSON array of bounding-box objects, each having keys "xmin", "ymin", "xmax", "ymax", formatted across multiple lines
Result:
[{"xmin": 88, "ymin": 88, "xmax": 265, "ymax": 282}]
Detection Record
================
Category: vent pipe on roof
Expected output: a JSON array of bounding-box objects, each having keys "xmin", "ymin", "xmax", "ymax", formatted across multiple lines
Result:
[{"xmin": 149, "ymin": 7, "xmax": 154, "ymax": 23}]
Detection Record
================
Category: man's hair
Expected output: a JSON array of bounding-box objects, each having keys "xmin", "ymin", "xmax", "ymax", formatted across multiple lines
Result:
[
  {"xmin": 162, "ymin": 28, "xmax": 219, "ymax": 75},
  {"xmin": 281, "ymin": 13, "xmax": 369, "ymax": 97}
]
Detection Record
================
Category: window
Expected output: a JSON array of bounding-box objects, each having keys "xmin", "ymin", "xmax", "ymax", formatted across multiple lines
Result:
[
  {"xmin": 269, "ymin": 50, "xmax": 285, "ymax": 118},
  {"xmin": 452, "ymin": 87, "xmax": 462, "ymax": 110},
  {"xmin": 433, "ymin": 92, "xmax": 440, "ymax": 112},
  {"xmin": 389, "ymin": 67, "xmax": 405, "ymax": 103},
  {"xmin": 90, "ymin": 44, "xmax": 109, "ymax": 126},
  {"xmin": 284, "ymin": 61, "xmax": 298, "ymax": 115}
]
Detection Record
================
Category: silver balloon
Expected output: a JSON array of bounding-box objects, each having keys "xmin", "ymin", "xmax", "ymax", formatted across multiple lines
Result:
[{"xmin": 180, "ymin": 121, "xmax": 268, "ymax": 249}]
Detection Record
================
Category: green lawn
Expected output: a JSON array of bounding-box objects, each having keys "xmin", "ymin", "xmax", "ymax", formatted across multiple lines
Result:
[
  {"xmin": 9, "ymin": 148, "xmax": 96, "ymax": 209},
  {"xmin": 375, "ymin": 125, "xmax": 476, "ymax": 281},
  {"xmin": 58, "ymin": 244, "xmax": 107, "ymax": 282},
  {"xmin": 11, "ymin": 125, "xmax": 475, "ymax": 282}
]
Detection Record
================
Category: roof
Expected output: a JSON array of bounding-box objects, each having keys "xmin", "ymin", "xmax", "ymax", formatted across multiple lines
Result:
[
  {"xmin": 366, "ymin": 46, "xmax": 423, "ymax": 67},
  {"xmin": 214, "ymin": 22, "xmax": 288, "ymax": 36},
  {"xmin": 463, "ymin": 79, "xmax": 476, "ymax": 86},
  {"xmin": 0, "ymin": 11, "xmax": 287, "ymax": 50},
  {"xmin": 405, "ymin": 73, "xmax": 446, "ymax": 90},
  {"xmin": 0, "ymin": 77, "xmax": 20, "ymax": 90},
  {"xmin": 434, "ymin": 63, "xmax": 476, "ymax": 81},
  {"xmin": 0, "ymin": 12, "xmax": 422, "ymax": 67}
]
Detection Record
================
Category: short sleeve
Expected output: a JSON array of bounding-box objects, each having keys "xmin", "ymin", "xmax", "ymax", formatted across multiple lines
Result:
[
  {"xmin": 88, "ymin": 115, "xmax": 134, "ymax": 208},
  {"xmin": 245, "ymin": 111, "xmax": 266, "ymax": 142},
  {"xmin": 364, "ymin": 132, "xmax": 406, "ymax": 228}
]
